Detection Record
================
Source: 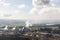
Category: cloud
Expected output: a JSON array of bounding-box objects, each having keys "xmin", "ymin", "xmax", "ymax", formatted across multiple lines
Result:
[
  {"xmin": 27, "ymin": 0, "xmax": 60, "ymax": 24},
  {"xmin": 0, "ymin": 0, "xmax": 10, "ymax": 7},
  {"xmin": 0, "ymin": 0, "xmax": 30, "ymax": 20},
  {"xmin": 18, "ymin": 4, "xmax": 27, "ymax": 9},
  {"xmin": 3, "ymin": 14, "xmax": 12, "ymax": 17},
  {"xmin": 14, "ymin": 10, "xmax": 20, "ymax": 13},
  {"xmin": 0, "ymin": 2, "xmax": 29, "ymax": 20},
  {"xmin": 28, "ymin": 7, "xmax": 60, "ymax": 24},
  {"xmin": 0, "ymin": 0, "xmax": 2, "ymax": 1},
  {"xmin": 0, "ymin": 1, "xmax": 28, "ymax": 19},
  {"xmin": 32, "ymin": 0, "xmax": 56, "ymax": 7},
  {"xmin": 38, "ymin": 7, "xmax": 60, "ymax": 20},
  {"xmin": 0, "ymin": 8, "xmax": 29, "ymax": 20},
  {"xmin": 3, "ymin": 3, "xmax": 10, "ymax": 6},
  {"xmin": 29, "ymin": 8, "xmax": 39, "ymax": 15}
]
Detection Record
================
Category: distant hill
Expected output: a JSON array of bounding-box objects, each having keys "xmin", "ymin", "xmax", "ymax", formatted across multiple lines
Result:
[
  {"xmin": 0, "ymin": 19, "xmax": 25, "ymax": 26},
  {"xmin": 0, "ymin": 19, "xmax": 60, "ymax": 27}
]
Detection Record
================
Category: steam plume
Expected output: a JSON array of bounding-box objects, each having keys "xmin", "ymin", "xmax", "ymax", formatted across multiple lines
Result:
[{"xmin": 25, "ymin": 21, "xmax": 32, "ymax": 28}]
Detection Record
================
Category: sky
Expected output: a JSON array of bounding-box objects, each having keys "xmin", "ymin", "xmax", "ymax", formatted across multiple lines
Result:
[
  {"xmin": 0, "ymin": 0, "xmax": 60, "ymax": 24},
  {"xmin": 0, "ymin": 0, "xmax": 32, "ymax": 20}
]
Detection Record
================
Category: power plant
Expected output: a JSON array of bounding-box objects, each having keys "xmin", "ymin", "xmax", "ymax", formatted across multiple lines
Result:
[{"xmin": 0, "ymin": 22, "xmax": 59, "ymax": 40}]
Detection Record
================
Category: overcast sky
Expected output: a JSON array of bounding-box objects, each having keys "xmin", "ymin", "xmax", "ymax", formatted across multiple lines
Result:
[{"xmin": 0, "ymin": 0, "xmax": 60, "ymax": 22}]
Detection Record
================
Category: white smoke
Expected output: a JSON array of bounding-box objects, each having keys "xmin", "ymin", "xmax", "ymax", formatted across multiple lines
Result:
[
  {"xmin": 12, "ymin": 26, "xmax": 16, "ymax": 31},
  {"xmin": 4, "ymin": 25, "xmax": 8, "ymax": 30},
  {"xmin": 25, "ymin": 21, "xmax": 32, "ymax": 28}
]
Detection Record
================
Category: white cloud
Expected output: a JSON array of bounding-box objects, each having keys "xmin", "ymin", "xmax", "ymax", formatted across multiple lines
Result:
[
  {"xmin": 18, "ymin": 4, "xmax": 27, "ymax": 9},
  {"xmin": 28, "ymin": 7, "xmax": 60, "ymax": 24},
  {"xmin": 32, "ymin": 0, "xmax": 56, "ymax": 7},
  {"xmin": 26, "ymin": 0, "xmax": 59, "ymax": 24},
  {"xmin": 0, "ymin": 8, "xmax": 29, "ymax": 20},
  {"xmin": 0, "ymin": 2, "xmax": 28, "ymax": 20},
  {"xmin": 0, "ymin": 0, "xmax": 29, "ymax": 20},
  {"xmin": 38, "ymin": 7, "xmax": 60, "ymax": 20},
  {"xmin": 0, "ymin": 0, "xmax": 10, "ymax": 7},
  {"xmin": 29, "ymin": 8, "xmax": 39, "ymax": 15},
  {"xmin": 14, "ymin": 10, "xmax": 20, "ymax": 13},
  {"xmin": 3, "ymin": 3, "xmax": 10, "ymax": 6},
  {"xmin": 0, "ymin": 0, "xmax": 2, "ymax": 1}
]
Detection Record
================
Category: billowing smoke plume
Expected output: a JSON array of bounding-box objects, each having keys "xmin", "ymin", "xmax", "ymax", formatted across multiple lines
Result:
[
  {"xmin": 4, "ymin": 25, "xmax": 8, "ymax": 30},
  {"xmin": 25, "ymin": 21, "xmax": 32, "ymax": 28}
]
